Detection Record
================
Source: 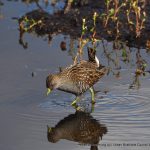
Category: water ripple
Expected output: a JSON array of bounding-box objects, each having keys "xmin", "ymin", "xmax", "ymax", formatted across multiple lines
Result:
[
  {"xmin": 35, "ymin": 88, "xmax": 150, "ymax": 143},
  {"xmin": 93, "ymin": 91, "xmax": 150, "ymax": 143}
]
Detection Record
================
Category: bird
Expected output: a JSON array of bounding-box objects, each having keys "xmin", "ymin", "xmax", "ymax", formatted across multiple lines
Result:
[
  {"xmin": 47, "ymin": 111, "xmax": 107, "ymax": 150},
  {"xmin": 46, "ymin": 47, "xmax": 107, "ymax": 107}
]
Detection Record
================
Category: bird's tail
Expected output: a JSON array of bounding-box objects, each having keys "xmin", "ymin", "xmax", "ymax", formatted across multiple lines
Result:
[{"xmin": 87, "ymin": 47, "xmax": 99, "ymax": 67}]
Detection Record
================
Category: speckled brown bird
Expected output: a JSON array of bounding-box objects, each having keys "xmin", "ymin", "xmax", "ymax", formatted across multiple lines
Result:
[
  {"xmin": 46, "ymin": 47, "xmax": 107, "ymax": 106},
  {"xmin": 47, "ymin": 111, "xmax": 107, "ymax": 150}
]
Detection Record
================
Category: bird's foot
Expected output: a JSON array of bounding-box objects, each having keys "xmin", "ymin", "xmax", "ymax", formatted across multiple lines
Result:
[
  {"xmin": 71, "ymin": 103, "xmax": 82, "ymax": 111},
  {"xmin": 71, "ymin": 97, "xmax": 80, "ymax": 106},
  {"xmin": 91, "ymin": 101, "xmax": 96, "ymax": 104},
  {"xmin": 71, "ymin": 101, "xmax": 77, "ymax": 106},
  {"xmin": 76, "ymin": 106, "xmax": 82, "ymax": 111}
]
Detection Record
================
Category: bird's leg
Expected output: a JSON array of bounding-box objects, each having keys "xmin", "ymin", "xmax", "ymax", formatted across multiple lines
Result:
[
  {"xmin": 71, "ymin": 96, "xmax": 81, "ymax": 111},
  {"xmin": 91, "ymin": 102, "xmax": 95, "ymax": 113},
  {"xmin": 90, "ymin": 87, "xmax": 95, "ymax": 104},
  {"xmin": 71, "ymin": 96, "xmax": 80, "ymax": 106}
]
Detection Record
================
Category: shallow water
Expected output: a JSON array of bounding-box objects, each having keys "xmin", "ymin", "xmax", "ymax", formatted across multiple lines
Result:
[{"xmin": 0, "ymin": 1, "xmax": 150, "ymax": 150}]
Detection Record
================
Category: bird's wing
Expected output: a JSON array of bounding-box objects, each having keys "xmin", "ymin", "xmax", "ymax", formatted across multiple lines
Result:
[{"xmin": 64, "ymin": 61, "xmax": 107, "ymax": 93}]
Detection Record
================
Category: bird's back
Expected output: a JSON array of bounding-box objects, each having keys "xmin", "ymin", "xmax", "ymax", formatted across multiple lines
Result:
[{"xmin": 58, "ymin": 61, "xmax": 107, "ymax": 94}]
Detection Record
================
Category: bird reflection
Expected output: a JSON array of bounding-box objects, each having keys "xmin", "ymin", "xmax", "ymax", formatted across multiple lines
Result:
[{"xmin": 47, "ymin": 111, "xmax": 107, "ymax": 150}]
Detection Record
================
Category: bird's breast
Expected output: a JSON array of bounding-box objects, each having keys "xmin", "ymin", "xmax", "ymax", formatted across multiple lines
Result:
[{"xmin": 58, "ymin": 82, "xmax": 81, "ymax": 95}]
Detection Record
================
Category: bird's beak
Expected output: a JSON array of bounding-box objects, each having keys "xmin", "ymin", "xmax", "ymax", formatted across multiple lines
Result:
[
  {"xmin": 46, "ymin": 88, "xmax": 51, "ymax": 96},
  {"xmin": 47, "ymin": 125, "xmax": 52, "ymax": 133}
]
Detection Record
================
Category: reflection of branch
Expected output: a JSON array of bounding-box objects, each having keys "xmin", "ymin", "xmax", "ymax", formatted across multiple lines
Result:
[
  {"xmin": 101, "ymin": 39, "xmax": 122, "ymax": 77},
  {"xmin": 48, "ymin": 34, "xmax": 52, "ymax": 45},
  {"xmin": 22, "ymin": 0, "xmax": 43, "ymax": 9},
  {"xmin": 19, "ymin": 29, "xmax": 28, "ymax": 49},
  {"xmin": 101, "ymin": 39, "xmax": 117, "ymax": 66},
  {"xmin": 35, "ymin": 1, "xmax": 43, "ymax": 10},
  {"xmin": 129, "ymin": 48, "xmax": 147, "ymax": 89},
  {"xmin": 0, "ymin": 0, "xmax": 4, "ymax": 6},
  {"xmin": 136, "ymin": 49, "xmax": 147, "ymax": 70},
  {"xmin": 68, "ymin": 38, "xmax": 76, "ymax": 62},
  {"xmin": 64, "ymin": 0, "xmax": 73, "ymax": 14},
  {"xmin": 129, "ymin": 73, "xmax": 140, "ymax": 89},
  {"xmin": 0, "ymin": 1, "xmax": 4, "ymax": 19}
]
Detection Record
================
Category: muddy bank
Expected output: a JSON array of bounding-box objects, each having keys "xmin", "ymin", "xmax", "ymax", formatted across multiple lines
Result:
[{"xmin": 18, "ymin": 0, "xmax": 150, "ymax": 49}]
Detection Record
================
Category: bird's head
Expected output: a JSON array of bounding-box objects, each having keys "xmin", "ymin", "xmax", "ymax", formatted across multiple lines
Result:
[
  {"xmin": 46, "ymin": 74, "xmax": 58, "ymax": 96},
  {"xmin": 47, "ymin": 125, "xmax": 59, "ymax": 143}
]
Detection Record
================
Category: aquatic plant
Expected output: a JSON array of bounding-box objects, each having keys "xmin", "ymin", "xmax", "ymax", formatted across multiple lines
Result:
[{"xmin": 101, "ymin": 0, "xmax": 146, "ymax": 38}]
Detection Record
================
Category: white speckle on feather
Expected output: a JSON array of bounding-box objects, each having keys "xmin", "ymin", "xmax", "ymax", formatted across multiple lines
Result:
[{"xmin": 95, "ymin": 56, "xmax": 99, "ymax": 67}]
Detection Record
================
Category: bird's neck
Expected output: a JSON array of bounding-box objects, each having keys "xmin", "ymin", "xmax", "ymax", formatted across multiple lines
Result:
[{"xmin": 53, "ymin": 74, "xmax": 63, "ymax": 89}]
